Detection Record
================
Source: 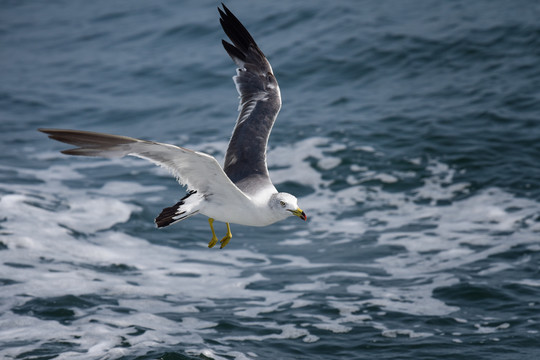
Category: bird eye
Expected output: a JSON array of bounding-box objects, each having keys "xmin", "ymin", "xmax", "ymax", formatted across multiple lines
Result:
[{"xmin": 279, "ymin": 201, "xmax": 286, "ymax": 207}]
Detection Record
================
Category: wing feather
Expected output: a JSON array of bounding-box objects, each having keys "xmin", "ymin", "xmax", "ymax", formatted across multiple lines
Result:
[
  {"xmin": 219, "ymin": 5, "xmax": 281, "ymax": 192},
  {"xmin": 38, "ymin": 128, "xmax": 251, "ymax": 204}
]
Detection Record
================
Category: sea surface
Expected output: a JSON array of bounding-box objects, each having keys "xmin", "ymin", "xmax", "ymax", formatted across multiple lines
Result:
[{"xmin": 1, "ymin": 0, "xmax": 540, "ymax": 359}]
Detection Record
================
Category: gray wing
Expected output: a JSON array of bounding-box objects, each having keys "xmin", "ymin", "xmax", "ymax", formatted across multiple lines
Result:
[
  {"xmin": 38, "ymin": 128, "xmax": 252, "ymax": 205},
  {"xmin": 219, "ymin": 5, "xmax": 281, "ymax": 194}
]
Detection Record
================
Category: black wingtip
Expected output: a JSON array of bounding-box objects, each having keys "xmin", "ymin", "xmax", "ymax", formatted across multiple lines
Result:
[
  {"xmin": 222, "ymin": 39, "xmax": 246, "ymax": 63},
  {"xmin": 38, "ymin": 128, "xmax": 54, "ymax": 136},
  {"xmin": 218, "ymin": 3, "xmax": 257, "ymax": 52},
  {"xmin": 219, "ymin": 3, "xmax": 231, "ymax": 15}
]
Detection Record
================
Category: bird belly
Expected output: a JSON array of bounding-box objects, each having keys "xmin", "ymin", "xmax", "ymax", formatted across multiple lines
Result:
[{"xmin": 200, "ymin": 203, "xmax": 277, "ymax": 227}]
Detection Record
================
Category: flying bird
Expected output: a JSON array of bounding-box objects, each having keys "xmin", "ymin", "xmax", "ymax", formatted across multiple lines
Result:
[{"xmin": 39, "ymin": 4, "xmax": 307, "ymax": 249}]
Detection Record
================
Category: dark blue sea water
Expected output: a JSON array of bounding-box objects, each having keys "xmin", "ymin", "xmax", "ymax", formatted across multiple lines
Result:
[{"xmin": 1, "ymin": 0, "xmax": 540, "ymax": 359}]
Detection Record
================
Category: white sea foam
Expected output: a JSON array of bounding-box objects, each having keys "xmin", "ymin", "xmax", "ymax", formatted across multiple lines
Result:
[{"xmin": 1, "ymin": 137, "xmax": 539, "ymax": 358}]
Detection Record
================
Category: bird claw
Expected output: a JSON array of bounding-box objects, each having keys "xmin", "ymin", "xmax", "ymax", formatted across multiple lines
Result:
[
  {"xmin": 208, "ymin": 235, "xmax": 218, "ymax": 248},
  {"xmin": 219, "ymin": 222, "xmax": 233, "ymax": 249},
  {"xmin": 220, "ymin": 235, "xmax": 232, "ymax": 249}
]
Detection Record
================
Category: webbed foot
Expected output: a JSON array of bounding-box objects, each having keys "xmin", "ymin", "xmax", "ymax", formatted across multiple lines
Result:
[{"xmin": 220, "ymin": 223, "xmax": 232, "ymax": 249}]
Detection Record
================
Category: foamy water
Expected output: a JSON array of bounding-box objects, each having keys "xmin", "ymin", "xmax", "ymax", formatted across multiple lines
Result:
[{"xmin": 1, "ymin": 136, "xmax": 538, "ymax": 359}]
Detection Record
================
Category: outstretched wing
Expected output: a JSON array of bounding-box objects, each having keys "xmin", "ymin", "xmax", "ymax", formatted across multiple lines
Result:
[
  {"xmin": 219, "ymin": 4, "xmax": 281, "ymax": 194},
  {"xmin": 38, "ymin": 128, "xmax": 251, "ymax": 204}
]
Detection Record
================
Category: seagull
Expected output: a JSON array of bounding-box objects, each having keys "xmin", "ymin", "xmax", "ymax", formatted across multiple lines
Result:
[{"xmin": 39, "ymin": 4, "xmax": 307, "ymax": 249}]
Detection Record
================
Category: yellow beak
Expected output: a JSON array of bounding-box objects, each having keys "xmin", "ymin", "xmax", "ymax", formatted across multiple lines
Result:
[{"xmin": 289, "ymin": 207, "xmax": 307, "ymax": 221}]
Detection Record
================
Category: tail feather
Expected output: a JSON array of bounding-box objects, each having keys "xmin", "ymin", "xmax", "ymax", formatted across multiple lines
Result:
[{"xmin": 155, "ymin": 190, "xmax": 198, "ymax": 228}]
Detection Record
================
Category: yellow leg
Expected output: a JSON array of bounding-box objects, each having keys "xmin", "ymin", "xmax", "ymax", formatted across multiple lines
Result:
[
  {"xmin": 208, "ymin": 218, "xmax": 218, "ymax": 248},
  {"xmin": 220, "ymin": 223, "xmax": 232, "ymax": 249}
]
